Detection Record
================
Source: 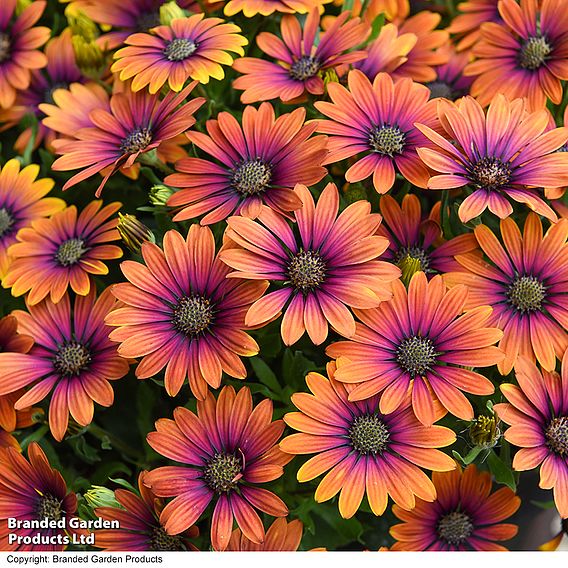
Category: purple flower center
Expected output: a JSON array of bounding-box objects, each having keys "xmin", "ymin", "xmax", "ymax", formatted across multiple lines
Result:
[
  {"xmin": 289, "ymin": 56, "xmax": 321, "ymax": 81},
  {"xmin": 507, "ymin": 275, "xmax": 546, "ymax": 313},
  {"xmin": 470, "ymin": 157, "xmax": 512, "ymax": 191},
  {"xmin": 55, "ymin": 238, "xmax": 88, "ymax": 267},
  {"xmin": 427, "ymin": 81, "xmax": 454, "ymax": 100},
  {"xmin": 231, "ymin": 159, "xmax": 272, "ymax": 196},
  {"xmin": 288, "ymin": 250, "xmax": 327, "ymax": 292},
  {"xmin": 202, "ymin": 453, "xmax": 242, "ymax": 493},
  {"xmin": 437, "ymin": 511, "xmax": 474, "ymax": 545},
  {"xmin": 150, "ymin": 526, "xmax": 184, "ymax": 551},
  {"xmin": 348, "ymin": 414, "xmax": 390, "ymax": 454},
  {"xmin": 36, "ymin": 493, "xmax": 63, "ymax": 521},
  {"xmin": 519, "ymin": 36, "xmax": 551, "ymax": 70},
  {"xmin": 54, "ymin": 341, "xmax": 91, "ymax": 377},
  {"xmin": 0, "ymin": 207, "xmax": 14, "ymax": 238},
  {"xmin": 120, "ymin": 127, "xmax": 153, "ymax": 154},
  {"xmin": 546, "ymin": 416, "xmax": 568, "ymax": 456},
  {"xmin": 163, "ymin": 38, "xmax": 198, "ymax": 62},
  {"xmin": 368, "ymin": 124, "xmax": 406, "ymax": 157},
  {"xmin": 0, "ymin": 33, "xmax": 10, "ymax": 63},
  {"xmin": 172, "ymin": 295, "xmax": 215, "ymax": 336},
  {"xmin": 394, "ymin": 246, "xmax": 431, "ymax": 273},
  {"xmin": 396, "ymin": 336, "xmax": 437, "ymax": 376}
]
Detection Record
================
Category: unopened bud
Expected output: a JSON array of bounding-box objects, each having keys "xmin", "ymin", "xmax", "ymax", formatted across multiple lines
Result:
[
  {"xmin": 398, "ymin": 255, "xmax": 422, "ymax": 287},
  {"xmin": 320, "ymin": 68, "xmax": 339, "ymax": 88},
  {"xmin": 117, "ymin": 213, "xmax": 156, "ymax": 253},
  {"xmin": 159, "ymin": 2, "xmax": 186, "ymax": 26},
  {"xmin": 67, "ymin": 11, "xmax": 99, "ymax": 42},
  {"xmin": 149, "ymin": 184, "xmax": 174, "ymax": 206},
  {"xmin": 469, "ymin": 414, "xmax": 500, "ymax": 448},
  {"xmin": 84, "ymin": 486, "xmax": 120, "ymax": 509},
  {"xmin": 72, "ymin": 36, "xmax": 106, "ymax": 77}
]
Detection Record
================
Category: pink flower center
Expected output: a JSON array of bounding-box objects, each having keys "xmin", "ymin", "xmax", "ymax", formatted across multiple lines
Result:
[
  {"xmin": 470, "ymin": 157, "xmax": 512, "ymax": 191},
  {"xmin": 507, "ymin": 275, "xmax": 546, "ymax": 313},
  {"xmin": 0, "ymin": 33, "xmax": 10, "ymax": 63},
  {"xmin": 150, "ymin": 526, "xmax": 184, "ymax": 551},
  {"xmin": 54, "ymin": 341, "xmax": 91, "ymax": 377},
  {"xmin": 546, "ymin": 416, "xmax": 568, "ymax": 456},
  {"xmin": 172, "ymin": 295, "xmax": 215, "ymax": 337},
  {"xmin": 396, "ymin": 336, "xmax": 437, "ymax": 376},
  {"xmin": 348, "ymin": 414, "xmax": 390, "ymax": 454},
  {"xmin": 437, "ymin": 511, "xmax": 473, "ymax": 545},
  {"xmin": 55, "ymin": 238, "xmax": 88, "ymax": 266},
  {"xmin": 0, "ymin": 207, "xmax": 14, "ymax": 237},
  {"xmin": 203, "ymin": 453, "xmax": 242, "ymax": 493},
  {"xmin": 519, "ymin": 36, "xmax": 551, "ymax": 70},
  {"xmin": 163, "ymin": 38, "xmax": 198, "ymax": 62},
  {"xmin": 368, "ymin": 124, "xmax": 406, "ymax": 156},
  {"xmin": 287, "ymin": 250, "xmax": 327, "ymax": 291},
  {"xmin": 36, "ymin": 493, "xmax": 63, "ymax": 521},
  {"xmin": 289, "ymin": 56, "xmax": 321, "ymax": 81}
]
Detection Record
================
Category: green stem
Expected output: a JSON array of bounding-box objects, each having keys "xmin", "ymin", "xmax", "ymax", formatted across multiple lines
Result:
[
  {"xmin": 88, "ymin": 423, "xmax": 145, "ymax": 464},
  {"xmin": 138, "ymin": 150, "xmax": 175, "ymax": 175}
]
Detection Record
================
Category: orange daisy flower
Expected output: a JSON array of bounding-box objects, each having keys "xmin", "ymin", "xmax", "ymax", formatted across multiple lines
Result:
[
  {"xmin": 465, "ymin": 0, "xmax": 568, "ymax": 110},
  {"xmin": 145, "ymin": 386, "xmax": 291, "ymax": 551},
  {"xmin": 315, "ymin": 70, "xmax": 439, "ymax": 194},
  {"xmin": 0, "ymin": 0, "xmax": 50, "ymax": 109},
  {"xmin": 416, "ymin": 95, "xmax": 568, "ymax": 223},
  {"xmin": 225, "ymin": 518, "xmax": 303, "ymax": 551},
  {"xmin": 106, "ymin": 225, "xmax": 267, "ymax": 399},
  {"xmin": 220, "ymin": 0, "xmax": 328, "ymax": 18},
  {"xmin": 447, "ymin": 0, "xmax": 502, "ymax": 52},
  {"xmin": 495, "ymin": 354, "xmax": 568, "ymax": 518},
  {"xmin": 3, "ymin": 201, "xmax": 122, "ymax": 306},
  {"xmin": 280, "ymin": 362, "xmax": 456, "ymax": 518},
  {"xmin": 327, "ymin": 272, "xmax": 503, "ymax": 426},
  {"xmin": 390, "ymin": 464, "xmax": 520, "ymax": 550},
  {"xmin": 0, "ymin": 159, "xmax": 65, "ymax": 278},
  {"xmin": 112, "ymin": 15, "xmax": 247, "ymax": 92},
  {"xmin": 444, "ymin": 214, "xmax": 568, "ymax": 374}
]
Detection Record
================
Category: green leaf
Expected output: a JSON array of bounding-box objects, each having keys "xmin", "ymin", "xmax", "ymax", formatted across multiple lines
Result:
[
  {"xmin": 453, "ymin": 446, "xmax": 483, "ymax": 465},
  {"xmin": 530, "ymin": 499, "xmax": 557, "ymax": 510},
  {"xmin": 109, "ymin": 477, "xmax": 138, "ymax": 493},
  {"xmin": 368, "ymin": 13, "xmax": 385, "ymax": 43},
  {"xmin": 68, "ymin": 436, "xmax": 101, "ymax": 465},
  {"xmin": 487, "ymin": 449, "xmax": 516, "ymax": 490},
  {"xmin": 282, "ymin": 349, "xmax": 318, "ymax": 390},
  {"xmin": 250, "ymin": 356, "xmax": 282, "ymax": 394}
]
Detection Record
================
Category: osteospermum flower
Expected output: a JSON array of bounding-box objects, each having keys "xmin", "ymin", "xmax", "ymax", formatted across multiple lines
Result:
[
  {"xmin": 416, "ymin": 95, "xmax": 568, "ymax": 223},
  {"xmin": 445, "ymin": 214, "xmax": 568, "ymax": 374},
  {"xmin": 280, "ymin": 363, "xmax": 456, "ymax": 518},
  {"xmin": 426, "ymin": 45, "xmax": 474, "ymax": 100},
  {"xmin": 390, "ymin": 464, "xmax": 520, "ymax": 550},
  {"xmin": 327, "ymin": 272, "xmax": 503, "ymax": 425},
  {"xmin": 0, "ymin": 30, "xmax": 84, "ymax": 154},
  {"xmin": 165, "ymin": 103, "xmax": 327, "ymax": 224},
  {"xmin": 447, "ymin": 0, "xmax": 502, "ymax": 51},
  {"xmin": 376, "ymin": 194, "xmax": 479, "ymax": 277},
  {"xmin": 0, "ymin": 289, "xmax": 130, "ymax": 441},
  {"xmin": 225, "ymin": 518, "xmax": 303, "ymax": 551},
  {"xmin": 3, "ymin": 201, "xmax": 122, "ymax": 305},
  {"xmin": 220, "ymin": 183, "xmax": 400, "ymax": 345},
  {"xmin": 0, "ymin": 443, "xmax": 79, "ymax": 550},
  {"xmin": 315, "ymin": 70, "xmax": 439, "ymax": 194},
  {"xmin": 145, "ymin": 386, "xmax": 291, "ymax": 551},
  {"xmin": 0, "ymin": 159, "xmax": 65, "ymax": 277},
  {"xmin": 220, "ymin": 0, "xmax": 328, "ymax": 18},
  {"xmin": 0, "ymin": 0, "xmax": 50, "ymax": 109},
  {"xmin": 50, "ymin": 83, "xmax": 205, "ymax": 195},
  {"xmin": 233, "ymin": 9, "xmax": 370, "ymax": 103},
  {"xmin": 112, "ymin": 15, "xmax": 247, "ymax": 92},
  {"xmin": 106, "ymin": 225, "xmax": 267, "ymax": 399},
  {"xmin": 495, "ymin": 354, "xmax": 568, "ymax": 518},
  {"xmin": 95, "ymin": 471, "xmax": 199, "ymax": 551},
  {"xmin": 465, "ymin": 0, "xmax": 568, "ymax": 110}
]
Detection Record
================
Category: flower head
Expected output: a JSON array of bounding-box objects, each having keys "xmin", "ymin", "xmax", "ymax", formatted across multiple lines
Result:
[
  {"xmin": 220, "ymin": 0, "xmax": 329, "ymax": 18},
  {"xmin": 0, "ymin": 159, "xmax": 65, "ymax": 277},
  {"xmin": 145, "ymin": 386, "xmax": 291, "ymax": 551},
  {"xmin": 328, "ymin": 271, "xmax": 503, "ymax": 426},
  {"xmin": 315, "ymin": 70, "xmax": 439, "ymax": 194},
  {"xmin": 112, "ymin": 15, "xmax": 247, "ymax": 92},
  {"xmin": 495, "ymin": 353, "xmax": 568, "ymax": 518},
  {"xmin": 3, "ymin": 201, "xmax": 122, "ymax": 305},
  {"xmin": 417, "ymin": 95, "xmax": 568, "ymax": 222},
  {"xmin": 49, "ymin": 83, "xmax": 205, "ymax": 196},
  {"xmin": 225, "ymin": 518, "xmax": 303, "ymax": 551},
  {"xmin": 0, "ymin": 443, "xmax": 79, "ymax": 550},
  {"xmin": 165, "ymin": 103, "xmax": 327, "ymax": 224},
  {"xmin": 465, "ymin": 0, "xmax": 568, "ymax": 110},
  {"xmin": 376, "ymin": 194, "xmax": 479, "ymax": 277},
  {"xmin": 233, "ymin": 9, "xmax": 370, "ymax": 103},
  {"xmin": 390, "ymin": 463, "xmax": 520, "ymax": 550},
  {"xmin": 444, "ymin": 214, "xmax": 568, "ymax": 374},
  {"xmin": 0, "ymin": 289, "xmax": 130, "ymax": 441},
  {"xmin": 220, "ymin": 183, "xmax": 400, "ymax": 345},
  {"xmin": 95, "ymin": 471, "xmax": 199, "ymax": 551},
  {"xmin": 0, "ymin": 0, "xmax": 50, "ymax": 108},
  {"xmin": 106, "ymin": 225, "xmax": 267, "ymax": 399},
  {"xmin": 280, "ymin": 363, "xmax": 456, "ymax": 518}
]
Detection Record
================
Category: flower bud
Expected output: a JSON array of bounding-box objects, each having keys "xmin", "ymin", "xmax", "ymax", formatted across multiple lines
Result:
[
  {"xmin": 149, "ymin": 184, "xmax": 174, "ymax": 206},
  {"xmin": 398, "ymin": 255, "xmax": 422, "ymax": 287},
  {"xmin": 84, "ymin": 486, "xmax": 120, "ymax": 509},
  {"xmin": 469, "ymin": 414, "xmax": 500, "ymax": 448},
  {"xmin": 117, "ymin": 213, "xmax": 156, "ymax": 253},
  {"xmin": 159, "ymin": 2, "xmax": 186, "ymax": 26}
]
